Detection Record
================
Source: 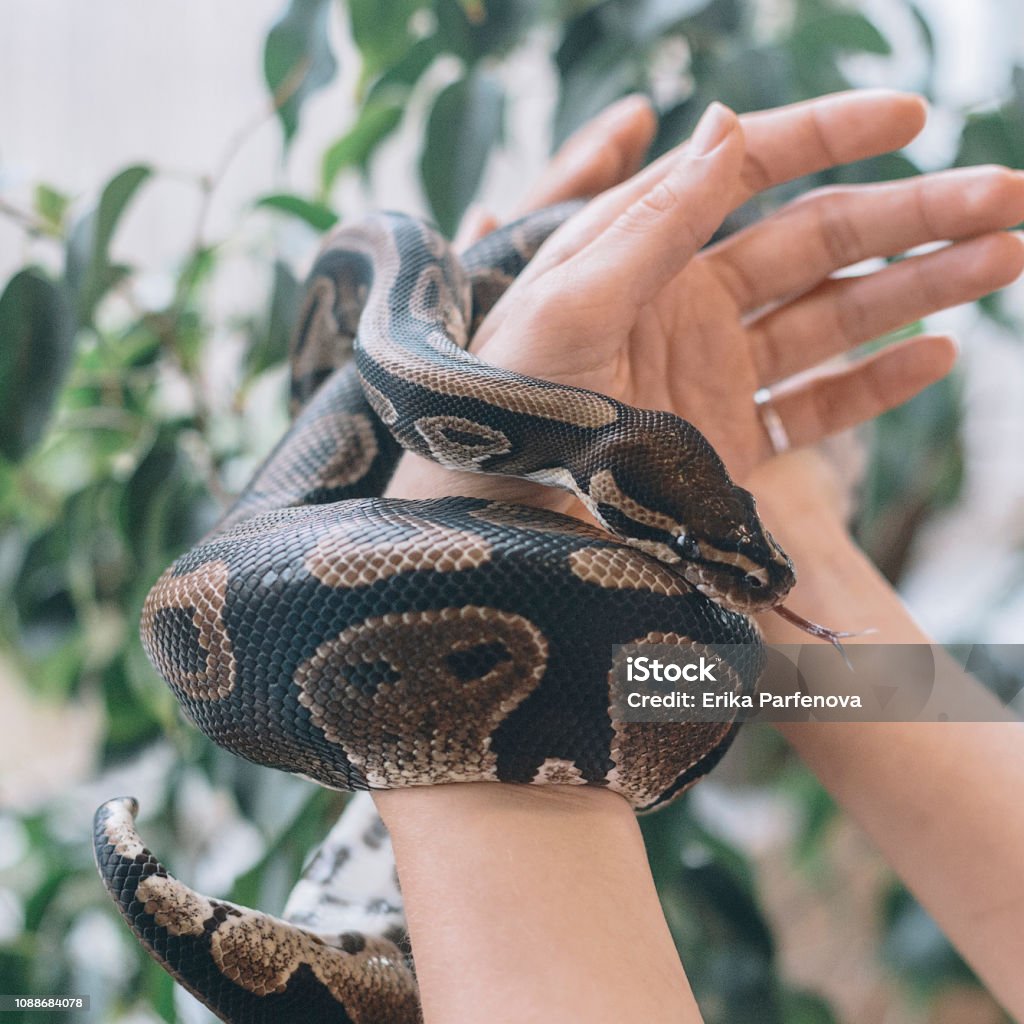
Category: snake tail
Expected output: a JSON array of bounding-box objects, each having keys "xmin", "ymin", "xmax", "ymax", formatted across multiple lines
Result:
[{"xmin": 93, "ymin": 796, "xmax": 419, "ymax": 1024}]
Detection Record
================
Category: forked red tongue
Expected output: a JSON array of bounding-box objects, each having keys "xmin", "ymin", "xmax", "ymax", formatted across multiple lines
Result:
[{"xmin": 772, "ymin": 605, "xmax": 873, "ymax": 670}]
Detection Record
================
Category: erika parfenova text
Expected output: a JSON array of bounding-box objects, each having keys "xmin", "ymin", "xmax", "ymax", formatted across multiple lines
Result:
[{"xmin": 622, "ymin": 655, "xmax": 864, "ymax": 711}]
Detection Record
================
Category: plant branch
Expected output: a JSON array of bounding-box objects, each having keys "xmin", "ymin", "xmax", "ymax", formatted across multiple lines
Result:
[{"xmin": 0, "ymin": 196, "xmax": 53, "ymax": 237}]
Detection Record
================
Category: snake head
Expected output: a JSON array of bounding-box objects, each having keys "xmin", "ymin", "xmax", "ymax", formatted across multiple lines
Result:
[
  {"xmin": 667, "ymin": 484, "xmax": 796, "ymax": 614},
  {"xmin": 585, "ymin": 421, "xmax": 795, "ymax": 614}
]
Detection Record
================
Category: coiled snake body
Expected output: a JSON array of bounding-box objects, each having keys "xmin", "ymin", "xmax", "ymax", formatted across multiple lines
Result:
[{"xmin": 94, "ymin": 205, "xmax": 795, "ymax": 1022}]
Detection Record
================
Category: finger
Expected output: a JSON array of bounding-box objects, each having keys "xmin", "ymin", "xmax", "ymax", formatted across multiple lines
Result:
[
  {"xmin": 454, "ymin": 205, "xmax": 501, "ymax": 250},
  {"xmin": 765, "ymin": 334, "xmax": 958, "ymax": 451},
  {"xmin": 559, "ymin": 103, "xmax": 745, "ymax": 308},
  {"xmin": 752, "ymin": 231, "xmax": 1024, "ymax": 383},
  {"xmin": 528, "ymin": 90, "xmax": 927, "ymax": 272},
  {"xmin": 734, "ymin": 89, "xmax": 926, "ymax": 201},
  {"xmin": 515, "ymin": 94, "xmax": 657, "ymax": 214},
  {"xmin": 709, "ymin": 165, "xmax": 1024, "ymax": 312}
]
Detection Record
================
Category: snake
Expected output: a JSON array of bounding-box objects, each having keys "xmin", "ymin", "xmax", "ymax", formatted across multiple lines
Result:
[{"xmin": 93, "ymin": 202, "xmax": 815, "ymax": 1023}]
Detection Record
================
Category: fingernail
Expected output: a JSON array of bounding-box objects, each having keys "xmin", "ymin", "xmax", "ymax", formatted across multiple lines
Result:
[{"xmin": 690, "ymin": 102, "xmax": 735, "ymax": 156}]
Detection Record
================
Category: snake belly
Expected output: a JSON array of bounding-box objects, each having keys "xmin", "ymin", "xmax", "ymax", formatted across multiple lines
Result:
[{"xmin": 94, "ymin": 206, "xmax": 764, "ymax": 1023}]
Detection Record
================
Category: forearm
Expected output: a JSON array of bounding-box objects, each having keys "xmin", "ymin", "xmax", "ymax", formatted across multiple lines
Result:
[
  {"xmin": 754, "ymin": 455, "xmax": 1024, "ymax": 1018},
  {"xmin": 377, "ymin": 459, "xmax": 702, "ymax": 1024},
  {"xmin": 373, "ymin": 784, "xmax": 704, "ymax": 1024}
]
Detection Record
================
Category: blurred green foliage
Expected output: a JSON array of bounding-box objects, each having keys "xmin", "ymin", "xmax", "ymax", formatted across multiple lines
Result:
[{"xmin": 1, "ymin": 0, "xmax": 1021, "ymax": 1021}]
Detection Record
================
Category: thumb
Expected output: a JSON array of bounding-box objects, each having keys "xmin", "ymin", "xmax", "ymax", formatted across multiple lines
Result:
[{"xmin": 565, "ymin": 102, "xmax": 744, "ymax": 308}]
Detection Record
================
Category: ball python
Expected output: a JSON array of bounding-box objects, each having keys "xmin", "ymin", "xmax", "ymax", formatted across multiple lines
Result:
[{"xmin": 94, "ymin": 203, "xmax": 822, "ymax": 1023}]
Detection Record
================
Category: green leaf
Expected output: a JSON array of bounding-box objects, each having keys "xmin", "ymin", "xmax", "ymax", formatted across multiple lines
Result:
[
  {"xmin": 33, "ymin": 184, "xmax": 70, "ymax": 235},
  {"xmin": 88, "ymin": 166, "xmax": 151, "ymax": 274},
  {"xmin": 650, "ymin": 42, "xmax": 796, "ymax": 162},
  {"xmin": 554, "ymin": 39, "xmax": 641, "ymax": 146},
  {"xmin": 21, "ymin": 864, "xmax": 70, "ymax": 934},
  {"xmin": 228, "ymin": 788, "xmax": 340, "ymax": 910},
  {"xmin": 792, "ymin": 11, "xmax": 892, "ymax": 58},
  {"xmin": 65, "ymin": 164, "xmax": 151, "ymax": 327},
  {"xmin": 466, "ymin": 0, "xmax": 537, "ymax": 57},
  {"xmin": 680, "ymin": 0, "xmax": 743, "ymax": 35},
  {"xmin": 881, "ymin": 885, "xmax": 977, "ymax": 993},
  {"xmin": 0, "ymin": 269, "xmax": 74, "ymax": 461},
  {"xmin": 794, "ymin": 777, "xmax": 838, "ymax": 863},
  {"xmin": 779, "ymin": 990, "xmax": 839, "ymax": 1024},
  {"xmin": 434, "ymin": 0, "xmax": 535, "ymax": 63},
  {"xmin": 255, "ymin": 193, "xmax": 339, "ymax": 231},
  {"xmin": 434, "ymin": 0, "xmax": 476, "ymax": 60},
  {"xmin": 263, "ymin": 0, "xmax": 339, "ymax": 144},
  {"xmin": 146, "ymin": 964, "xmax": 178, "ymax": 1023},
  {"xmin": 908, "ymin": 2, "xmax": 937, "ymax": 94},
  {"xmin": 364, "ymin": 34, "xmax": 443, "ymax": 108},
  {"xmin": 420, "ymin": 72, "xmax": 505, "ymax": 236},
  {"xmin": 857, "ymin": 374, "xmax": 963, "ymax": 582},
  {"xmin": 955, "ymin": 72, "xmax": 1024, "ymax": 171},
  {"xmin": 321, "ymin": 102, "xmax": 404, "ymax": 192},
  {"xmin": 102, "ymin": 660, "xmax": 164, "ymax": 755},
  {"xmin": 120, "ymin": 432, "xmax": 185, "ymax": 563},
  {"xmin": 600, "ymin": 0, "xmax": 715, "ymax": 44},
  {"xmin": 832, "ymin": 151, "xmax": 920, "ymax": 187},
  {"xmin": 977, "ymin": 289, "xmax": 1018, "ymax": 330},
  {"xmin": 173, "ymin": 245, "xmax": 218, "ymax": 313},
  {"xmin": 247, "ymin": 260, "xmax": 302, "ymax": 375},
  {"xmin": 642, "ymin": 805, "xmax": 785, "ymax": 1023},
  {"xmin": 556, "ymin": 6, "xmax": 605, "ymax": 76},
  {"xmin": 349, "ymin": 0, "xmax": 421, "ymax": 80}
]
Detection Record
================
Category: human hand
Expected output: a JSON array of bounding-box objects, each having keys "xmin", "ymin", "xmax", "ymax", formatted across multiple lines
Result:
[{"xmin": 389, "ymin": 90, "xmax": 1024, "ymax": 526}]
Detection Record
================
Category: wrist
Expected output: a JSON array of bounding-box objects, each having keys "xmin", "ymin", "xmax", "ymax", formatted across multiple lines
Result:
[
  {"xmin": 373, "ymin": 778, "xmax": 629, "ymax": 836},
  {"xmin": 748, "ymin": 452, "xmax": 931, "ymax": 645},
  {"xmin": 746, "ymin": 450, "xmax": 852, "ymax": 543},
  {"xmin": 384, "ymin": 451, "xmax": 578, "ymax": 515}
]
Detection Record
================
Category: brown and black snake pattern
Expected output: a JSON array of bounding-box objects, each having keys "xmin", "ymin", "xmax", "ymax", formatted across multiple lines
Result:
[{"xmin": 95, "ymin": 205, "xmax": 793, "ymax": 1022}]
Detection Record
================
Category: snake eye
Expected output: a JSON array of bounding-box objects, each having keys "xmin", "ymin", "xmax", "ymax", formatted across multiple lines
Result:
[
  {"xmin": 675, "ymin": 535, "xmax": 700, "ymax": 560},
  {"xmin": 745, "ymin": 573, "xmax": 766, "ymax": 590}
]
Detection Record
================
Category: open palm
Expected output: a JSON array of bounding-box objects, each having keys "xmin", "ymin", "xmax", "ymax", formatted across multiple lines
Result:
[
  {"xmin": 473, "ymin": 94, "xmax": 1024, "ymax": 482},
  {"xmin": 390, "ymin": 90, "xmax": 1024, "ymax": 514}
]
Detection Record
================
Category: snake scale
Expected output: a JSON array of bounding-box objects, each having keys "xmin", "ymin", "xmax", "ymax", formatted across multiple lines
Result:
[{"xmin": 94, "ymin": 203, "xmax": 800, "ymax": 1022}]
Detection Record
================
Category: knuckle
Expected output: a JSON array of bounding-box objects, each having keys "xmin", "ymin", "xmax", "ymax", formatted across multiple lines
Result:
[
  {"xmin": 834, "ymin": 285, "xmax": 870, "ymax": 340},
  {"xmin": 910, "ymin": 255, "xmax": 946, "ymax": 308},
  {"xmin": 740, "ymin": 150, "xmax": 773, "ymax": 195},
  {"xmin": 815, "ymin": 199, "xmax": 863, "ymax": 266},
  {"xmin": 619, "ymin": 180, "xmax": 682, "ymax": 233},
  {"xmin": 808, "ymin": 379, "xmax": 836, "ymax": 430}
]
